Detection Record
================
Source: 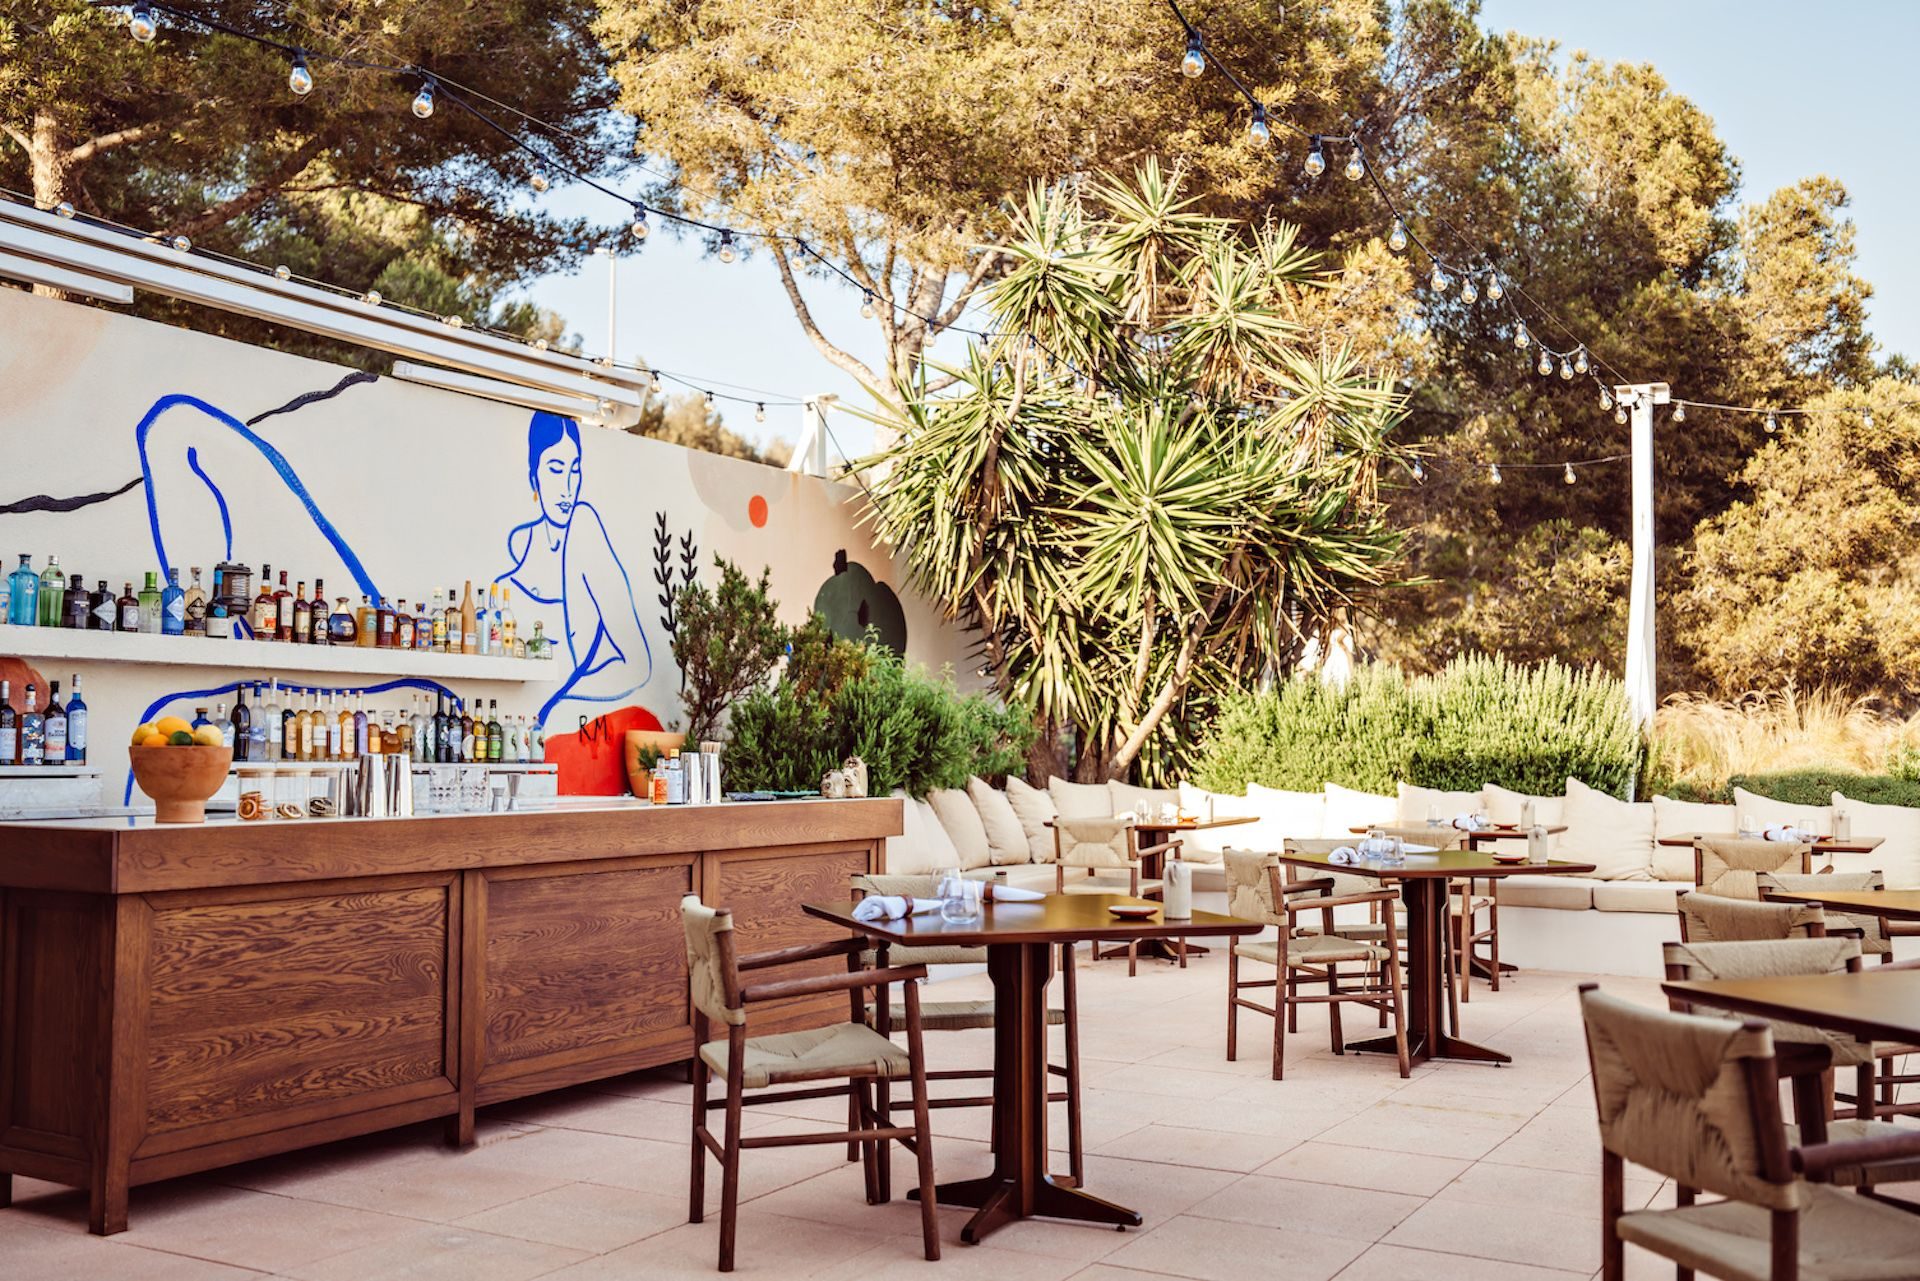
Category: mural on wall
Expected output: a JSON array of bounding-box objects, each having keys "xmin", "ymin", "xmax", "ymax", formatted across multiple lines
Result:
[{"xmin": 0, "ymin": 286, "xmax": 970, "ymax": 801}]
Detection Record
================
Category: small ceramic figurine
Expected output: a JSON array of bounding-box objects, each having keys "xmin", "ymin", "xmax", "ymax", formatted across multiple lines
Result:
[
  {"xmin": 821, "ymin": 769, "xmax": 849, "ymax": 799},
  {"xmin": 841, "ymin": 756, "xmax": 869, "ymax": 799}
]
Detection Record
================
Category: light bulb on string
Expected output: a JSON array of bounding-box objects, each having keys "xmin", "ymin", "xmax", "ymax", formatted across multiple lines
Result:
[
  {"xmin": 1536, "ymin": 350, "xmax": 1552, "ymax": 377},
  {"xmin": 1486, "ymin": 273, "xmax": 1504, "ymax": 302},
  {"xmin": 1411, "ymin": 460, "xmax": 1426, "ymax": 482},
  {"xmin": 55, "ymin": 201, "xmax": 75, "ymax": 218},
  {"xmin": 1459, "ymin": 276, "xmax": 1477, "ymax": 305},
  {"xmin": 362, "ymin": 289, "xmax": 382, "ymax": 307},
  {"xmin": 717, "ymin": 231, "xmax": 737, "ymax": 263},
  {"xmin": 1429, "ymin": 263, "xmax": 1448, "ymax": 294},
  {"xmin": 755, "ymin": 403, "xmax": 767, "ymax": 423},
  {"xmin": 1564, "ymin": 462, "xmax": 1577, "ymax": 485},
  {"xmin": 1303, "ymin": 135, "xmax": 1326, "ymax": 178},
  {"xmin": 1514, "ymin": 323, "xmax": 1530, "ymax": 350},
  {"xmin": 1864, "ymin": 408, "xmax": 1875, "ymax": 429},
  {"xmin": 412, "ymin": 79, "xmax": 436, "ymax": 119},
  {"xmin": 648, "ymin": 370, "xmax": 663, "ymax": 393},
  {"xmin": 534, "ymin": 338, "xmax": 549, "ymax": 351},
  {"xmin": 530, "ymin": 170, "xmax": 549, "ymax": 193},
  {"xmin": 1614, "ymin": 405, "xmax": 1628, "ymax": 425},
  {"xmin": 1489, "ymin": 463, "xmax": 1502, "ymax": 485},
  {"xmin": 129, "ymin": 0, "xmax": 157, "ymax": 43},
  {"xmin": 704, "ymin": 390, "xmax": 716, "ymax": 410},
  {"xmin": 1600, "ymin": 388, "xmax": 1614, "ymax": 411},
  {"xmin": 445, "ymin": 314, "xmax": 464, "ymax": 329},
  {"xmin": 1181, "ymin": 32, "xmax": 1205, "ymax": 78},
  {"xmin": 1765, "ymin": 410, "xmax": 1779, "ymax": 433},
  {"xmin": 630, "ymin": 204, "xmax": 649, "ymax": 239},
  {"xmin": 170, "ymin": 234, "xmax": 190, "ymax": 253},
  {"xmin": 289, "ymin": 51, "xmax": 313, "ymax": 96},
  {"xmin": 860, "ymin": 292, "xmax": 876, "ymax": 319},
  {"xmin": 1672, "ymin": 401, "xmax": 1685, "ymax": 423},
  {"xmin": 1573, "ymin": 347, "xmax": 1588, "ymax": 374},
  {"xmin": 1388, "ymin": 219, "xmax": 1408, "ymax": 253},
  {"xmin": 273, "ymin": 265, "xmax": 291, "ymax": 281},
  {"xmin": 1559, "ymin": 358, "xmax": 1573, "ymax": 381},
  {"xmin": 1344, "ymin": 147, "xmax": 1364, "ymax": 182},
  {"xmin": 1248, "ymin": 106, "xmax": 1270, "ymax": 144}
]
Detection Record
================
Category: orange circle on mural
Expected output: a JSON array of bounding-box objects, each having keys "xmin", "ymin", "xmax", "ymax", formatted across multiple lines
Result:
[{"xmin": 748, "ymin": 494, "xmax": 769, "ymax": 528}]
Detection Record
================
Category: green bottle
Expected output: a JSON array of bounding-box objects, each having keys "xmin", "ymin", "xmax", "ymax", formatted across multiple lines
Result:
[
  {"xmin": 137, "ymin": 571, "xmax": 163, "ymax": 634},
  {"xmin": 37, "ymin": 556, "xmax": 65, "ymax": 627}
]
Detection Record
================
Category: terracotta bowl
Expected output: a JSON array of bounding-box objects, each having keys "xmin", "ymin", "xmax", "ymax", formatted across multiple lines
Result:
[{"xmin": 129, "ymin": 745, "xmax": 233, "ymax": 823}]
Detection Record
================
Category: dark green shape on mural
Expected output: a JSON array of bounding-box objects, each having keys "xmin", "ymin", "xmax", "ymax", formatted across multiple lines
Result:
[{"xmin": 815, "ymin": 550, "xmax": 907, "ymax": 654}]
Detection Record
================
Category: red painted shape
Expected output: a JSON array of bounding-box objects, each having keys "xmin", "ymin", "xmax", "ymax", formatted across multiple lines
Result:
[
  {"xmin": 748, "ymin": 494, "xmax": 769, "ymax": 528},
  {"xmin": 544, "ymin": 704, "xmax": 664, "ymax": 795}
]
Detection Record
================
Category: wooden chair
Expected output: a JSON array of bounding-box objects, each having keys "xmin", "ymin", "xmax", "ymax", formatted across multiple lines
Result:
[
  {"xmin": 1579, "ymin": 984, "xmax": 1920, "ymax": 1280},
  {"xmin": 1051, "ymin": 817, "xmax": 1174, "ymax": 975},
  {"xmin": 850, "ymin": 872, "xmax": 1086, "ymax": 1188},
  {"xmin": 682, "ymin": 895, "xmax": 940, "ymax": 1271},
  {"xmin": 1694, "ymin": 836, "xmax": 1818, "ymax": 898},
  {"xmin": 1222, "ymin": 847, "xmax": 1409, "ymax": 1080},
  {"xmin": 1676, "ymin": 891, "xmax": 1827, "ymax": 943}
]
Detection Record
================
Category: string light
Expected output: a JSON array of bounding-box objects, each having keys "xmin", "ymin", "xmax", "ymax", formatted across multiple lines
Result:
[
  {"xmin": 1614, "ymin": 405, "xmax": 1628, "ymax": 425},
  {"xmin": 129, "ymin": 0, "xmax": 157, "ymax": 42},
  {"xmin": 169, "ymin": 234, "xmax": 190, "ymax": 252},
  {"xmin": 362, "ymin": 289, "xmax": 382, "ymax": 306},
  {"xmin": 860, "ymin": 292, "xmax": 876, "ymax": 319},
  {"xmin": 629, "ymin": 204, "xmax": 649, "ymax": 239},
  {"xmin": 1489, "ymin": 463, "xmax": 1502, "ymax": 485},
  {"xmin": 530, "ymin": 170, "xmax": 550, "ymax": 193},
  {"xmin": 1248, "ymin": 105, "xmax": 1270, "ymax": 144},
  {"xmin": 1564, "ymin": 462, "xmax": 1576, "ymax": 484},
  {"xmin": 717, "ymin": 231, "xmax": 737, "ymax": 263},
  {"xmin": 1303, "ymin": 135, "xmax": 1326, "ymax": 178},
  {"xmin": 1388, "ymin": 219, "xmax": 1407, "ymax": 253},
  {"xmin": 1181, "ymin": 31, "xmax": 1205, "ymax": 78},
  {"xmin": 1765, "ymin": 410, "xmax": 1779, "ymax": 433},
  {"xmin": 704, "ymin": 390, "xmax": 716, "ymax": 410},
  {"xmin": 1559, "ymin": 357, "xmax": 1573, "ymax": 381},
  {"xmin": 1600, "ymin": 388, "xmax": 1614, "ymax": 411},
  {"xmin": 1485, "ymin": 273, "xmax": 1504, "ymax": 302},
  {"xmin": 1672, "ymin": 401, "xmax": 1685, "ymax": 423},
  {"xmin": 288, "ymin": 50, "xmax": 313, "ymax": 96},
  {"xmin": 755, "ymin": 403, "xmax": 767, "ymax": 423},
  {"xmin": 1514, "ymin": 324, "xmax": 1530, "ymax": 350},
  {"xmin": 1410, "ymin": 460, "xmax": 1426, "ymax": 482},
  {"xmin": 411, "ymin": 79, "xmax": 436, "ymax": 120},
  {"xmin": 273, "ymin": 264, "xmax": 291, "ymax": 280},
  {"xmin": 534, "ymin": 338, "xmax": 549, "ymax": 351},
  {"xmin": 1864, "ymin": 408, "xmax": 1875, "ymax": 429},
  {"xmin": 1459, "ymin": 275, "xmax": 1477, "ymax": 304},
  {"xmin": 1344, "ymin": 147, "xmax": 1365, "ymax": 182},
  {"xmin": 55, "ymin": 201, "xmax": 74, "ymax": 218},
  {"xmin": 1429, "ymin": 263, "xmax": 1448, "ymax": 294},
  {"xmin": 1535, "ymin": 350, "xmax": 1552, "ymax": 376},
  {"xmin": 649, "ymin": 370, "xmax": 663, "ymax": 393}
]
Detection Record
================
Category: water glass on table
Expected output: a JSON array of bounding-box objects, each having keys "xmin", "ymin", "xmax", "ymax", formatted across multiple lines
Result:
[{"xmin": 936, "ymin": 868, "xmax": 981, "ymax": 923}]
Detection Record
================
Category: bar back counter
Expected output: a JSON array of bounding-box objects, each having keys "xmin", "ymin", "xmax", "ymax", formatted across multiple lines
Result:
[{"xmin": 0, "ymin": 796, "xmax": 901, "ymax": 1233}]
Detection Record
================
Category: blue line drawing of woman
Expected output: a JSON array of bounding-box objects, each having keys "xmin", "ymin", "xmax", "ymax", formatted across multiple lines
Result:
[{"xmin": 497, "ymin": 412, "xmax": 652, "ymax": 722}]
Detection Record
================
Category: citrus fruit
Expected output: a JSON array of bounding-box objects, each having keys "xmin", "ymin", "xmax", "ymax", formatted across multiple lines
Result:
[
  {"xmin": 131, "ymin": 722, "xmax": 158, "ymax": 746},
  {"xmin": 192, "ymin": 725, "xmax": 225, "ymax": 748},
  {"xmin": 167, "ymin": 730, "xmax": 195, "ymax": 746},
  {"xmin": 155, "ymin": 715, "xmax": 194, "ymax": 738},
  {"xmin": 140, "ymin": 732, "xmax": 170, "ymax": 748}
]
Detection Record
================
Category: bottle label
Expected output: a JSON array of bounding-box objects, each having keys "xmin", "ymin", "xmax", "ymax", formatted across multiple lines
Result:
[
  {"xmin": 0, "ymin": 729, "xmax": 13, "ymax": 761},
  {"xmin": 166, "ymin": 597, "xmax": 185, "ymax": 622},
  {"xmin": 94, "ymin": 600, "xmax": 115, "ymax": 627},
  {"xmin": 120, "ymin": 605, "xmax": 140, "ymax": 630},
  {"xmin": 68, "ymin": 708, "xmax": 87, "ymax": 751},
  {"xmin": 45, "ymin": 720, "xmax": 66, "ymax": 763}
]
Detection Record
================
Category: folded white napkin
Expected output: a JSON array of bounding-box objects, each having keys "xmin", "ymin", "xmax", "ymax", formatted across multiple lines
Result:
[
  {"xmin": 1328, "ymin": 846, "xmax": 1359, "ymax": 865},
  {"xmin": 853, "ymin": 895, "xmax": 942, "ymax": 922},
  {"xmin": 1451, "ymin": 813, "xmax": 1489, "ymax": 831},
  {"xmin": 989, "ymin": 884, "xmax": 1044, "ymax": 903},
  {"xmin": 1762, "ymin": 824, "xmax": 1812, "ymax": 843}
]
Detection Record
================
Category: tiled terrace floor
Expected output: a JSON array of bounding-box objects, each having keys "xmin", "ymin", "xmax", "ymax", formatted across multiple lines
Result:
[{"xmin": 4, "ymin": 957, "xmax": 1910, "ymax": 1280}]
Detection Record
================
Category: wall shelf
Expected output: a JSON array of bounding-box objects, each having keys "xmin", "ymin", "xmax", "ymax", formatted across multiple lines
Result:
[
  {"xmin": 0, "ymin": 765, "xmax": 103, "ymax": 779},
  {"xmin": 0, "ymin": 627, "xmax": 556, "ymax": 684}
]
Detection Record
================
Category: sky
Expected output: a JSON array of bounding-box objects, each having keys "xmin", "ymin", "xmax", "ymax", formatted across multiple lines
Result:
[{"xmin": 515, "ymin": 1, "xmax": 1918, "ymax": 458}]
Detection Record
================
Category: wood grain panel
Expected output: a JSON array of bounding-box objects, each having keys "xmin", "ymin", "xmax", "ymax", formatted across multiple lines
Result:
[
  {"xmin": 481, "ymin": 859, "xmax": 695, "ymax": 1067},
  {"xmin": 704, "ymin": 844, "xmax": 874, "ymax": 1031},
  {"xmin": 3, "ymin": 892, "xmax": 101, "ymax": 1145},
  {"xmin": 143, "ymin": 883, "xmax": 451, "ymax": 1133}
]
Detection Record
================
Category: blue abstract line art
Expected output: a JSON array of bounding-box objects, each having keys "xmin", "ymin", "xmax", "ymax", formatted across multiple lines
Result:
[
  {"xmin": 184, "ymin": 446, "xmax": 233, "ymax": 561},
  {"xmin": 135, "ymin": 392, "xmax": 380, "ymax": 599},
  {"xmin": 496, "ymin": 412, "xmax": 653, "ymax": 723}
]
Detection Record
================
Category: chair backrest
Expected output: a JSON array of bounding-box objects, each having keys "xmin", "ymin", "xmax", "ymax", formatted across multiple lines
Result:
[
  {"xmin": 1055, "ymin": 817, "xmax": 1135, "ymax": 869},
  {"xmin": 681, "ymin": 894, "xmax": 745, "ymax": 1027},
  {"xmin": 1663, "ymin": 936, "xmax": 1860, "ymax": 984},
  {"xmin": 1222, "ymin": 847, "xmax": 1284, "ymax": 925},
  {"xmin": 1371, "ymin": 824, "xmax": 1466, "ymax": 851},
  {"xmin": 1282, "ymin": 838, "xmax": 1375, "ymax": 899},
  {"xmin": 1695, "ymin": 836, "xmax": 1813, "ymax": 898},
  {"xmin": 1579, "ymin": 986, "xmax": 1802, "ymax": 1211},
  {"xmin": 1677, "ymin": 891, "xmax": 1825, "ymax": 942}
]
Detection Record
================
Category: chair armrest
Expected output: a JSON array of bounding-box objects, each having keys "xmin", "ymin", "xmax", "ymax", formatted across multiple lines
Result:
[
  {"xmin": 1795, "ymin": 1129, "xmax": 1920, "ymax": 1176},
  {"xmin": 1137, "ymin": 838, "xmax": 1182, "ymax": 860},
  {"xmin": 738, "ymin": 936, "xmax": 868, "ymax": 971},
  {"xmin": 1282, "ymin": 876, "xmax": 1337, "ymax": 898},
  {"xmin": 740, "ymin": 963, "xmax": 929, "ymax": 1005},
  {"xmin": 1283, "ymin": 889, "xmax": 1397, "ymax": 913}
]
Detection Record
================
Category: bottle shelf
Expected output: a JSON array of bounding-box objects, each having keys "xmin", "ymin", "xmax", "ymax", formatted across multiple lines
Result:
[
  {"xmin": 0, "ymin": 764, "xmax": 103, "ymax": 778},
  {"xmin": 0, "ymin": 626, "xmax": 556, "ymax": 683}
]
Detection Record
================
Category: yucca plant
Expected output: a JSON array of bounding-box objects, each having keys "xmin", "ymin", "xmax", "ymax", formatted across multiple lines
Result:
[{"xmin": 857, "ymin": 161, "xmax": 1409, "ymax": 780}]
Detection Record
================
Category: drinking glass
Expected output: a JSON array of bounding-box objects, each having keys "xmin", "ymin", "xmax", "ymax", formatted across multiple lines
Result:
[
  {"xmin": 1425, "ymin": 803, "xmax": 1441, "ymax": 828},
  {"xmin": 1380, "ymin": 835, "xmax": 1406, "ymax": 868},
  {"xmin": 1738, "ymin": 812, "xmax": 1755, "ymax": 837},
  {"xmin": 1472, "ymin": 808, "xmax": 1490, "ymax": 831}
]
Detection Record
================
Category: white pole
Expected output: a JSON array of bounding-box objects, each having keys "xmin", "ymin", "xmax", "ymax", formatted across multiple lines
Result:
[
  {"xmin": 790, "ymin": 396, "xmax": 836, "ymax": 476},
  {"xmin": 603, "ymin": 247, "xmax": 618, "ymax": 362},
  {"xmin": 1617, "ymin": 381, "xmax": 1669, "ymax": 729}
]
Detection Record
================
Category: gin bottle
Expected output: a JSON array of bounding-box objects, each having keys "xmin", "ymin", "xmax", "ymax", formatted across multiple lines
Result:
[{"xmin": 37, "ymin": 556, "xmax": 64, "ymax": 627}]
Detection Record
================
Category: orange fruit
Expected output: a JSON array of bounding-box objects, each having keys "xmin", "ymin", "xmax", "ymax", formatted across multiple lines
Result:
[
  {"xmin": 131, "ymin": 722, "xmax": 158, "ymax": 745},
  {"xmin": 140, "ymin": 732, "xmax": 170, "ymax": 748},
  {"xmin": 155, "ymin": 715, "xmax": 194, "ymax": 738}
]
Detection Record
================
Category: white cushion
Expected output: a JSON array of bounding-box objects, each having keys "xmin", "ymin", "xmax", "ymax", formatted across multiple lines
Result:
[
  {"xmin": 883, "ymin": 790, "xmax": 947, "ymax": 876},
  {"xmin": 1109, "ymin": 780, "xmax": 1179, "ymax": 818},
  {"xmin": 1245, "ymin": 783, "xmax": 1328, "ymax": 846},
  {"xmin": 1485, "ymin": 783, "xmax": 1565, "ymax": 829},
  {"xmin": 967, "ymin": 777, "xmax": 1030, "ymax": 866},
  {"xmin": 1591, "ymin": 880, "xmax": 1690, "ymax": 914},
  {"xmin": 911, "ymin": 797, "xmax": 962, "ymax": 873},
  {"xmin": 1175, "ymin": 783, "xmax": 1262, "ymax": 863},
  {"xmin": 1495, "ymin": 874, "xmax": 1596, "ymax": 911},
  {"xmin": 1004, "ymin": 777, "xmax": 1058, "ymax": 863},
  {"xmin": 1559, "ymin": 777, "xmax": 1655, "ymax": 881},
  {"xmin": 1322, "ymin": 782, "xmax": 1397, "ymax": 841},
  {"xmin": 1830, "ymin": 791, "xmax": 1920, "ymax": 889},
  {"xmin": 1650, "ymin": 796, "xmax": 1738, "ymax": 882},
  {"xmin": 927, "ymin": 787, "xmax": 992, "ymax": 871},
  {"xmin": 1732, "ymin": 787, "xmax": 1833, "ymax": 840},
  {"xmin": 1049, "ymin": 777, "xmax": 1114, "ymax": 819},
  {"xmin": 1396, "ymin": 782, "xmax": 1486, "ymax": 826}
]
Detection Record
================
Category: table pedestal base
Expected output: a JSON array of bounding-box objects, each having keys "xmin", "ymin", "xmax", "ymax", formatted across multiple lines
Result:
[
  {"xmin": 1344, "ymin": 878, "xmax": 1514, "ymax": 1067},
  {"xmin": 910, "ymin": 1173, "xmax": 1141, "ymax": 1243}
]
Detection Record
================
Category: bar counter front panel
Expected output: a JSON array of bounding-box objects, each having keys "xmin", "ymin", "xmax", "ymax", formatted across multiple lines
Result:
[{"xmin": 0, "ymin": 796, "xmax": 901, "ymax": 1234}]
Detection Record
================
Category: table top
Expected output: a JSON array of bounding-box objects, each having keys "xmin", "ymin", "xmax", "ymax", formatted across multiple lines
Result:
[
  {"xmin": 1348, "ymin": 824, "xmax": 1569, "ymax": 838},
  {"xmin": 1767, "ymin": 888, "xmax": 1920, "ymax": 922},
  {"xmin": 803, "ymin": 894, "xmax": 1261, "ymax": 947},
  {"xmin": 1662, "ymin": 969, "xmax": 1920, "ymax": 1045},
  {"xmin": 1654, "ymin": 833, "xmax": 1885, "ymax": 853},
  {"xmin": 1279, "ymin": 846, "xmax": 1597, "ymax": 881},
  {"xmin": 1045, "ymin": 814, "xmax": 1260, "ymax": 833}
]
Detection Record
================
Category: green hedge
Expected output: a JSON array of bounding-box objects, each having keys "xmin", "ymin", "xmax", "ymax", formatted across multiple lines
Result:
[
  {"xmin": 1189, "ymin": 654, "xmax": 1644, "ymax": 799},
  {"xmin": 1722, "ymin": 770, "xmax": 1920, "ymax": 809}
]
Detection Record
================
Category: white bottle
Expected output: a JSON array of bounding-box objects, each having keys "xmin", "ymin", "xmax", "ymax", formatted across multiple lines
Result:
[
  {"xmin": 214, "ymin": 700, "xmax": 234, "ymax": 749},
  {"xmin": 264, "ymin": 679, "xmax": 283, "ymax": 761}
]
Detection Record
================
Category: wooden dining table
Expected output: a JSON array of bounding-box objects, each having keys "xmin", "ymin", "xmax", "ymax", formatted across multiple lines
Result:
[
  {"xmin": 1655, "ymin": 833, "xmax": 1887, "ymax": 857},
  {"xmin": 1277, "ymin": 845, "xmax": 1596, "ymax": 1065},
  {"xmin": 1767, "ymin": 888, "xmax": 1920, "ymax": 923},
  {"xmin": 1661, "ymin": 969, "xmax": 1920, "ymax": 1046},
  {"xmin": 803, "ymin": 894, "xmax": 1259, "ymax": 1244}
]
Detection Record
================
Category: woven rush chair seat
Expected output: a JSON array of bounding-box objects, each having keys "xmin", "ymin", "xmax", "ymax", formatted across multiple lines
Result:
[
  {"xmin": 699, "ymin": 1022, "xmax": 912, "ymax": 1091},
  {"xmin": 1235, "ymin": 933, "xmax": 1392, "ymax": 968},
  {"xmin": 1615, "ymin": 1189, "xmax": 1920, "ymax": 1281},
  {"xmin": 868, "ymin": 998, "xmax": 1067, "ymax": 1033}
]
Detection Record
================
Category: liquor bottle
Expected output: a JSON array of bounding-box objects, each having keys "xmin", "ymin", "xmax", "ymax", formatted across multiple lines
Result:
[
  {"xmin": 328, "ymin": 597, "xmax": 357, "ymax": 646},
  {"xmin": 230, "ymin": 683, "xmax": 252, "ymax": 762},
  {"xmin": 116, "ymin": 581, "xmax": 140, "ymax": 632},
  {"xmin": 376, "ymin": 598, "xmax": 395, "ymax": 649},
  {"xmin": 89, "ymin": 580, "xmax": 114, "ymax": 631},
  {"xmin": 415, "ymin": 599, "xmax": 432, "ymax": 650},
  {"xmin": 246, "ymin": 683, "xmax": 268, "ymax": 761},
  {"xmin": 161, "ymin": 567, "xmax": 186, "ymax": 636},
  {"xmin": 352, "ymin": 693, "xmax": 368, "ymax": 756},
  {"xmin": 530, "ymin": 717, "xmax": 545, "ymax": 762},
  {"xmin": 271, "ymin": 571, "xmax": 292, "ymax": 641},
  {"xmin": 206, "ymin": 568, "xmax": 228, "ymax": 640},
  {"xmin": 213, "ymin": 701, "xmax": 233, "ymax": 749},
  {"xmin": 63, "ymin": 574, "xmax": 87, "ymax": 629},
  {"xmin": 264, "ymin": 680, "xmax": 284, "ymax": 761},
  {"xmin": 499, "ymin": 585, "xmax": 517, "ymax": 650},
  {"xmin": 487, "ymin": 700, "xmax": 504, "ymax": 763},
  {"xmin": 43, "ymin": 680, "xmax": 67, "ymax": 766},
  {"xmin": 367, "ymin": 708, "xmax": 384, "ymax": 756},
  {"xmin": 37, "ymin": 556, "xmax": 64, "ymax": 628},
  {"xmin": 19, "ymin": 685, "xmax": 43, "ymax": 766},
  {"xmin": 355, "ymin": 595, "xmax": 376, "ymax": 648},
  {"xmin": 528, "ymin": 620, "xmax": 549, "ymax": 659},
  {"xmin": 183, "ymin": 567, "xmax": 207, "ymax": 637},
  {"xmin": 309, "ymin": 578, "xmax": 328, "ymax": 645},
  {"xmin": 459, "ymin": 700, "xmax": 474, "ymax": 762},
  {"xmin": 388, "ymin": 709, "xmax": 406, "ymax": 758},
  {"xmin": 0, "ymin": 681, "xmax": 15, "ymax": 766},
  {"xmin": 409, "ymin": 696, "xmax": 426, "ymax": 762},
  {"xmin": 395, "ymin": 600, "xmax": 414, "ymax": 650},
  {"xmin": 251, "ymin": 566, "xmax": 277, "ymax": 640},
  {"xmin": 0, "ymin": 561, "xmax": 8, "ymax": 624},
  {"xmin": 444, "ymin": 588, "xmax": 462, "ymax": 654},
  {"xmin": 137, "ymin": 571, "xmax": 163, "ymax": 634},
  {"xmin": 425, "ymin": 591, "xmax": 443, "ymax": 651},
  {"xmin": 292, "ymin": 581, "xmax": 310, "ymax": 645},
  {"xmin": 460, "ymin": 582, "xmax": 478, "ymax": 655},
  {"xmin": 489, "ymin": 586, "xmax": 506, "ymax": 655},
  {"xmin": 64, "ymin": 675, "xmax": 86, "ymax": 765},
  {"xmin": 336, "ymin": 692, "xmax": 354, "ymax": 761},
  {"xmin": 9, "ymin": 555, "xmax": 40, "ymax": 626}
]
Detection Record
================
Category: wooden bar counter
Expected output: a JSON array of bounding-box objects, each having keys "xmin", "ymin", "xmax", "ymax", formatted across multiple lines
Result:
[{"xmin": 0, "ymin": 796, "xmax": 901, "ymax": 1234}]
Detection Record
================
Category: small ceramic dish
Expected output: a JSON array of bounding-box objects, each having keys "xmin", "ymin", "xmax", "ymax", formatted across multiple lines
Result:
[
  {"xmin": 1107, "ymin": 904, "xmax": 1159, "ymax": 919},
  {"xmin": 1490, "ymin": 851, "xmax": 1529, "ymax": 865}
]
